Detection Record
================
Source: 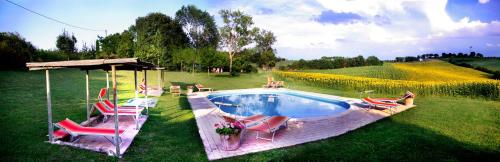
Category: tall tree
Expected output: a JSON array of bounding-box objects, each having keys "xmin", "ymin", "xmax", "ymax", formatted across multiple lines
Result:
[
  {"xmin": 218, "ymin": 10, "xmax": 258, "ymax": 72},
  {"xmin": 175, "ymin": 5, "xmax": 219, "ymax": 49},
  {"xmin": 117, "ymin": 30, "xmax": 134, "ymax": 58},
  {"xmin": 133, "ymin": 13, "xmax": 189, "ymax": 67},
  {"xmin": 56, "ymin": 30, "xmax": 77, "ymax": 59},
  {"xmin": 254, "ymin": 29, "xmax": 277, "ymax": 69}
]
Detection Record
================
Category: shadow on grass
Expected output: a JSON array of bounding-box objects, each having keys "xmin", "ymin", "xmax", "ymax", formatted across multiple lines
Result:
[
  {"xmin": 124, "ymin": 95, "xmax": 206, "ymax": 161},
  {"xmin": 223, "ymin": 117, "xmax": 500, "ymax": 161}
]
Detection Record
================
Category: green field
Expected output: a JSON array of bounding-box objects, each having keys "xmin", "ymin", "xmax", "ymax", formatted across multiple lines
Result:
[
  {"xmin": 0, "ymin": 68, "xmax": 499, "ymax": 161},
  {"xmin": 448, "ymin": 58, "xmax": 500, "ymax": 71}
]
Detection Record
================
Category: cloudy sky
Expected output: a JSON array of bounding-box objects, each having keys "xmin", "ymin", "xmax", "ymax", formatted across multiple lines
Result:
[{"xmin": 1, "ymin": 0, "xmax": 499, "ymax": 60}]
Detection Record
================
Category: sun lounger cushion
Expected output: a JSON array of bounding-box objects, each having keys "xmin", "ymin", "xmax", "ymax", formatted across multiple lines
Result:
[
  {"xmin": 95, "ymin": 102, "xmax": 138, "ymax": 115},
  {"xmin": 247, "ymin": 116, "xmax": 289, "ymax": 133},
  {"xmin": 222, "ymin": 114, "xmax": 267, "ymax": 127},
  {"xmin": 362, "ymin": 97, "xmax": 398, "ymax": 107},
  {"xmin": 53, "ymin": 129, "xmax": 69, "ymax": 139},
  {"xmin": 99, "ymin": 88, "xmax": 107, "ymax": 99},
  {"xmin": 57, "ymin": 119, "xmax": 124, "ymax": 136}
]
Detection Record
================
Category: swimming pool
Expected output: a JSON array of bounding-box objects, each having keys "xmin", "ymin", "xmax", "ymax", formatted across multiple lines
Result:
[{"xmin": 207, "ymin": 90, "xmax": 351, "ymax": 118}]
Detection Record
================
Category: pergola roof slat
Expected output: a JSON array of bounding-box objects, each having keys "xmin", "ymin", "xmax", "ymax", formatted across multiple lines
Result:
[{"xmin": 26, "ymin": 58, "xmax": 155, "ymax": 71}]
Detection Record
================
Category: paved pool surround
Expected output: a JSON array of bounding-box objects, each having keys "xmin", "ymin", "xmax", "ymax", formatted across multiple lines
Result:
[{"xmin": 188, "ymin": 88, "xmax": 415, "ymax": 160}]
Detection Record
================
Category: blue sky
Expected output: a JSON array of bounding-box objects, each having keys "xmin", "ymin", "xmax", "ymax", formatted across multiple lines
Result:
[{"xmin": 1, "ymin": 0, "xmax": 499, "ymax": 60}]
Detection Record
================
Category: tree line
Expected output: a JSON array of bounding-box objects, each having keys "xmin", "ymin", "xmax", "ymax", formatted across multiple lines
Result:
[
  {"xmin": 281, "ymin": 55, "xmax": 383, "ymax": 70},
  {"xmin": 1, "ymin": 5, "xmax": 281, "ymax": 74},
  {"xmin": 394, "ymin": 51, "xmax": 485, "ymax": 62}
]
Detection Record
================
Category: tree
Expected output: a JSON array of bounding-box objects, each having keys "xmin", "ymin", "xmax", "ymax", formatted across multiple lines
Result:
[
  {"xmin": 117, "ymin": 30, "xmax": 134, "ymax": 58},
  {"xmin": 219, "ymin": 10, "xmax": 258, "ymax": 72},
  {"xmin": 98, "ymin": 33, "xmax": 121, "ymax": 58},
  {"xmin": 79, "ymin": 42, "xmax": 96, "ymax": 59},
  {"xmin": 172, "ymin": 48, "xmax": 200, "ymax": 72},
  {"xmin": 366, "ymin": 56, "xmax": 383, "ymax": 66},
  {"xmin": 175, "ymin": 5, "xmax": 219, "ymax": 49},
  {"xmin": 133, "ymin": 12, "xmax": 189, "ymax": 68},
  {"xmin": 0, "ymin": 32, "xmax": 36, "ymax": 70},
  {"xmin": 254, "ymin": 29, "xmax": 277, "ymax": 69},
  {"xmin": 56, "ymin": 30, "xmax": 77, "ymax": 59}
]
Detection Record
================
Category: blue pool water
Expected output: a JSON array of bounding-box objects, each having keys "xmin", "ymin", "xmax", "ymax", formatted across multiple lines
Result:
[{"xmin": 208, "ymin": 91, "xmax": 350, "ymax": 118}]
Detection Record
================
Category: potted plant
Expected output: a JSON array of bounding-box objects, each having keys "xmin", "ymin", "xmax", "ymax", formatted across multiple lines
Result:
[
  {"xmin": 214, "ymin": 120, "xmax": 245, "ymax": 150},
  {"xmin": 404, "ymin": 91, "xmax": 416, "ymax": 106}
]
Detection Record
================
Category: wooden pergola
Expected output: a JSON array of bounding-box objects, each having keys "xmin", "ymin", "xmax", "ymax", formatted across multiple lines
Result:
[{"xmin": 26, "ymin": 58, "xmax": 156, "ymax": 158}]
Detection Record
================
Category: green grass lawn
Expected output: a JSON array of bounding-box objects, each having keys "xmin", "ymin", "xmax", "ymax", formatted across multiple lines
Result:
[{"xmin": 0, "ymin": 69, "xmax": 499, "ymax": 161}]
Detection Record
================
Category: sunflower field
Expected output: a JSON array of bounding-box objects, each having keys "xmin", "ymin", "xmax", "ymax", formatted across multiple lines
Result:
[{"xmin": 274, "ymin": 71, "xmax": 500, "ymax": 100}]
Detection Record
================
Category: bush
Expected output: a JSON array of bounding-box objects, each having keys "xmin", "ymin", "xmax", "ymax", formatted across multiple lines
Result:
[
  {"xmin": 0, "ymin": 32, "xmax": 36, "ymax": 70},
  {"xmin": 492, "ymin": 71, "xmax": 500, "ymax": 80}
]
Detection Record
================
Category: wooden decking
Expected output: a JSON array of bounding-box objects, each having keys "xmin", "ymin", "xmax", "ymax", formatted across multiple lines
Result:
[{"xmin": 188, "ymin": 89, "xmax": 415, "ymax": 160}]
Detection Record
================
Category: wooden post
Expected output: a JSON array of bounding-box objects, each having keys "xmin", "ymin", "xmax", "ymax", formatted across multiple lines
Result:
[
  {"xmin": 106, "ymin": 71, "xmax": 110, "ymax": 100},
  {"xmin": 134, "ymin": 68, "xmax": 139, "ymax": 130},
  {"xmin": 86, "ymin": 70, "xmax": 90, "ymax": 122},
  {"xmin": 46, "ymin": 69, "xmax": 54, "ymax": 143},
  {"xmin": 161, "ymin": 69, "xmax": 164, "ymax": 89},
  {"xmin": 111, "ymin": 65, "xmax": 120, "ymax": 157},
  {"xmin": 144, "ymin": 70, "xmax": 148, "ymax": 115},
  {"xmin": 157, "ymin": 68, "xmax": 161, "ymax": 90}
]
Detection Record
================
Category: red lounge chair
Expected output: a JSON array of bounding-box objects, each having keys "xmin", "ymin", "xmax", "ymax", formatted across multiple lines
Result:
[
  {"xmin": 246, "ymin": 116, "xmax": 289, "ymax": 142},
  {"xmin": 362, "ymin": 97, "xmax": 399, "ymax": 113},
  {"xmin": 371, "ymin": 91, "xmax": 415, "ymax": 103},
  {"xmin": 94, "ymin": 102, "xmax": 140, "ymax": 121},
  {"xmin": 103, "ymin": 100, "xmax": 144, "ymax": 111},
  {"xmin": 98, "ymin": 88, "xmax": 144, "ymax": 111},
  {"xmin": 54, "ymin": 118, "xmax": 125, "ymax": 146},
  {"xmin": 222, "ymin": 114, "xmax": 267, "ymax": 127}
]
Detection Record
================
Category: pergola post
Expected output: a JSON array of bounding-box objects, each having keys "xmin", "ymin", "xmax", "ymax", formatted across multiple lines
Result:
[
  {"xmin": 106, "ymin": 71, "xmax": 110, "ymax": 100},
  {"xmin": 86, "ymin": 70, "xmax": 90, "ymax": 122},
  {"xmin": 111, "ymin": 65, "xmax": 120, "ymax": 157},
  {"xmin": 157, "ymin": 68, "xmax": 161, "ymax": 90},
  {"xmin": 144, "ymin": 70, "xmax": 149, "ymax": 115},
  {"xmin": 134, "ymin": 68, "xmax": 139, "ymax": 130},
  {"xmin": 46, "ymin": 69, "xmax": 54, "ymax": 143}
]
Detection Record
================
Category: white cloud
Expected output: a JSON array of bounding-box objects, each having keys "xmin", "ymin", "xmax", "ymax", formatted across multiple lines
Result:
[
  {"xmin": 208, "ymin": 0, "xmax": 500, "ymax": 59},
  {"xmin": 479, "ymin": 0, "xmax": 490, "ymax": 4}
]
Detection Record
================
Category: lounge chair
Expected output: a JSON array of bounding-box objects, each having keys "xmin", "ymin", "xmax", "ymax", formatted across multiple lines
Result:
[
  {"xmin": 195, "ymin": 84, "xmax": 213, "ymax": 92},
  {"xmin": 98, "ymin": 88, "xmax": 145, "ymax": 111},
  {"xmin": 246, "ymin": 116, "xmax": 289, "ymax": 142},
  {"xmin": 169, "ymin": 85, "xmax": 181, "ymax": 96},
  {"xmin": 53, "ymin": 118, "xmax": 125, "ymax": 146},
  {"xmin": 103, "ymin": 100, "xmax": 144, "ymax": 111},
  {"xmin": 138, "ymin": 79, "xmax": 162, "ymax": 93},
  {"xmin": 262, "ymin": 76, "xmax": 275, "ymax": 88},
  {"xmin": 94, "ymin": 102, "xmax": 140, "ymax": 121},
  {"xmin": 361, "ymin": 97, "xmax": 399, "ymax": 113},
  {"xmin": 371, "ymin": 91, "xmax": 415, "ymax": 103},
  {"xmin": 222, "ymin": 114, "xmax": 267, "ymax": 127}
]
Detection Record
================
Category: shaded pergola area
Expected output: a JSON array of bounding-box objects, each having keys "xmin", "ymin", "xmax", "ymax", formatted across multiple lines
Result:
[{"xmin": 26, "ymin": 58, "xmax": 158, "ymax": 158}]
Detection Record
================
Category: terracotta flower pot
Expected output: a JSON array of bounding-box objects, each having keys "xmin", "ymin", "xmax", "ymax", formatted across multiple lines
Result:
[
  {"xmin": 220, "ymin": 133, "xmax": 241, "ymax": 151},
  {"xmin": 404, "ymin": 98, "xmax": 414, "ymax": 106}
]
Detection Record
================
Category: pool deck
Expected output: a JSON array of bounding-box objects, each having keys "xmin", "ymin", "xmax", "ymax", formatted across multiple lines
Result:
[{"xmin": 188, "ymin": 88, "xmax": 416, "ymax": 160}]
